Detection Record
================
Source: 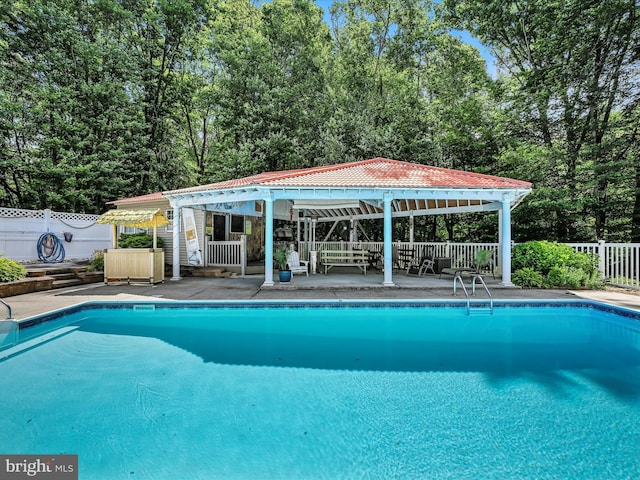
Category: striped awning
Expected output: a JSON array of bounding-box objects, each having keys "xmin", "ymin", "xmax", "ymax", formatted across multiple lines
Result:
[{"xmin": 97, "ymin": 209, "xmax": 169, "ymax": 228}]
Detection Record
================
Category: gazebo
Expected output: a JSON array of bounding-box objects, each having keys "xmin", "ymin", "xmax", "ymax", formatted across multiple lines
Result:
[{"xmin": 163, "ymin": 158, "xmax": 532, "ymax": 287}]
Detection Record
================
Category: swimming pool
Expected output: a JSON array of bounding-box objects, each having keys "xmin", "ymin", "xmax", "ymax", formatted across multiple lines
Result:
[{"xmin": 1, "ymin": 300, "xmax": 639, "ymax": 479}]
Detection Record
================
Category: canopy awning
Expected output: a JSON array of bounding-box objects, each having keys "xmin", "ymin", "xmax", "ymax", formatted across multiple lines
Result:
[{"xmin": 97, "ymin": 209, "xmax": 169, "ymax": 228}]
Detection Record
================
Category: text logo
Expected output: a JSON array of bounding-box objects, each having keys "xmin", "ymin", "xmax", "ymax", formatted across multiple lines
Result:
[{"xmin": 0, "ymin": 455, "xmax": 77, "ymax": 480}]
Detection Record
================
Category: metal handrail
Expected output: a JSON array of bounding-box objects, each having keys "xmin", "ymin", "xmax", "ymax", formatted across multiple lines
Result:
[
  {"xmin": 1, "ymin": 297, "xmax": 12, "ymax": 319},
  {"xmin": 471, "ymin": 274, "xmax": 494, "ymax": 313},
  {"xmin": 453, "ymin": 274, "xmax": 470, "ymax": 314}
]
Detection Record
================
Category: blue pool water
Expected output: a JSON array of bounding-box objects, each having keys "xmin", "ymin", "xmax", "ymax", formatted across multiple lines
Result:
[{"xmin": 1, "ymin": 300, "xmax": 639, "ymax": 479}]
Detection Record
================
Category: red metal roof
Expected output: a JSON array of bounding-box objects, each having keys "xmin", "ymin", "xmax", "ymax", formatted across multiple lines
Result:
[
  {"xmin": 166, "ymin": 158, "xmax": 531, "ymax": 195},
  {"xmin": 108, "ymin": 191, "xmax": 165, "ymax": 205}
]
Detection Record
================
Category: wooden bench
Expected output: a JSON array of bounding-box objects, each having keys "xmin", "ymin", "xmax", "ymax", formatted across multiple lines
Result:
[{"xmin": 320, "ymin": 250, "xmax": 369, "ymax": 275}]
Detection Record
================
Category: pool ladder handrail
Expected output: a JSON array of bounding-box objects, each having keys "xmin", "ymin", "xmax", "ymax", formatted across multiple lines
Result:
[
  {"xmin": 453, "ymin": 274, "xmax": 471, "ymax": 314},
  {"xmin": 1, "ymin": 297, "xmax": 12, "ymax": 319},
  {"xmin": 453, "ymin": 273, "xmax": 493, "ymax": 315}
]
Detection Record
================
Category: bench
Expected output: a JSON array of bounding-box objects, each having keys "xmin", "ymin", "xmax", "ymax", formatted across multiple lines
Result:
[{"xmin": 320, "ymin": 250, "xmax": 369, "ymax": 275}]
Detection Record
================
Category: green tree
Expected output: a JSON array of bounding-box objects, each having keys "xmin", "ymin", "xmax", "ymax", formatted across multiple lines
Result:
[
  {"xmin": 445, "ymin": 0, "xmax": 640, "ymax": 241},
  {"xmin": 204, "ymin": 0, "xmax": 331, "ymax": 181},
  {"xmin": 0, "ymin": 0, "xmax": 208, "ymax": 212}
]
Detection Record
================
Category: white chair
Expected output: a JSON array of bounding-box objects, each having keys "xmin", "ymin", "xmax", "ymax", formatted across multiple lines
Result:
[{"xmin": 286, "ymin": 250, "xmax": 309, "ymax": 277}]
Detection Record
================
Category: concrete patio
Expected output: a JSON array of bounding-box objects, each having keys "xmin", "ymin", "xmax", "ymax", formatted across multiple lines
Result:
[{"xmin": 3, "ymin": 267, "xmax": 640, "ymax": 321}]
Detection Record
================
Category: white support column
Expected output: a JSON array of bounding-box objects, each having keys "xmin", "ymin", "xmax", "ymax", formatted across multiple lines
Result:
[
  {"xmin": 498, "ymin": 209, "xmax": 503, "ymax": 275},
  {"xmin": 171, "ymin": 205, "xmax": 181, "ymax": 281},
  {"xmin": 409, "ymin": 213, "xmax": 414, "ymax": 245},
  {"xmin": 262, "ymin": 197, "xmax": 275, "ymax": 287},
  {"xmin": 382, "ymin": 193, "xmax": 395, "ymax": 287},
  {"xmin": 500, "ymin": 198, "xmax": 513, "ymax": 286}
]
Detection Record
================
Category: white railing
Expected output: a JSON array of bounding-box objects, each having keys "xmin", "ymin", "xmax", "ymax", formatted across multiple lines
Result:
[
  {"xmin": 599, "ymin": 242, "xmax": 640, "ymax": 287},
  {"xmin": 206, "ymin": 240, "xmax": 243, "ymax": 267},
  {"xmin": 565, "ymin": 242, "xmax": 640, "ymax": 287},
  {"xmin": 205, "ymin": 238, "xmax": 640, "ymax": 287},
  {"xmin": 298, "ymin": 241, "xmax": 500, "ymax": 269}
]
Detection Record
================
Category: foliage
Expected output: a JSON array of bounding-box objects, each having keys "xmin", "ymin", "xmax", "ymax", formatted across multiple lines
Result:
[
  {"xmin": 511, "ymin": 268, "xmax": 545, "ymax": 289},
  {"xmin": 443, "ymin": 0, "xmax": 640, "ymax": 241},
  {"xmin": 474, "ymin": 250, "xmax": 493, "ymax": 269},
  {"xmin": 0, "ymin": 0, "xmax": 206, "ymax": 212},
  {"xmin": 0, "ymin": 0, "xmax": 639, "ymax": 243},
  {"xmin": 512, "ymin": 241, "xmax": 600, "ymax": 288},
  {"xmin": 273, "ymin": 248, "xmax": 289, "ymax": 271},
  {"xmin": 87, "ymin": 250, "xmax": 104, "ymax": 272},
  {"xmin": 118, "ymin": 233, "xmax": 164, "ymax": 249},
  {"xmin": 0, "ymin": 257, "xmax": 27, "ymax": 282},
  {"xmin": 546, "ymin": 266, "xmax": 588, "ymax": 289}
]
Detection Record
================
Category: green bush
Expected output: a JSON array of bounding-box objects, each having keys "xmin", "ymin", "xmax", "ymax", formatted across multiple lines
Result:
[
  {"xmin": 512, "ymin": 241, "xmax": 600, "ymax": 289},
  {"xmin": 87, "ymin": 250, "xmax": 104, "ymax": 272},
  {"xmin": 547, "ymin": 265, "xmax": 587, "ymax": 289},
  {"xmin": 118, "ymin": 232, "xmax": 164, "ymax": 249},
  {"xmin": 512, "ymin": 267, "xmax": 546, "ymax": 288},
  {"xmin": 0, "ymin": 257, "xmax": 28, "ymax": 282}
]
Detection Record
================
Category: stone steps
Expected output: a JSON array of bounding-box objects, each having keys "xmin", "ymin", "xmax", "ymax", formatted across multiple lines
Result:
[
  {"xmin": 52, "ymin": 278, "xmax": 84, "ymax": 288},
  {"xmin": 1, "ymin": 265, "xmax": 103, "ymax": 298}
]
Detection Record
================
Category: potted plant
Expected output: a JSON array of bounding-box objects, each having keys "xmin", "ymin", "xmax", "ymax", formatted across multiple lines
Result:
[{"xmin": 274, "ymin": 247, "xmax": 291, "ymax": 282}]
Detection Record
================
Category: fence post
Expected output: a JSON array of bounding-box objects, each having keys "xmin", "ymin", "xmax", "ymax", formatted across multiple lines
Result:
[
  {"xmin": 598, "ymin": 239, "xmax": 606, "ymax": 278},
  {"xmin": 240, "ymin": 235, "xmax": 246, "ymax": 276},
  {"xmin": 44, "ymin": 209, "xmax": 51, "ymax": 232}
]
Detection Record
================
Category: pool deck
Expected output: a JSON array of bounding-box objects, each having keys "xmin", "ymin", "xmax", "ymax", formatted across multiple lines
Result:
[{"xmin": 3, "ymin": 268, "xmax": 640, "ymax": 320}]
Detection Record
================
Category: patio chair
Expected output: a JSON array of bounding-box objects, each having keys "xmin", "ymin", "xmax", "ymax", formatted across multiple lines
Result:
[
  {"xmin": 406, "ymin": 251, "xmax": 436, "ymax": 277},
  {"xmin": 396, "ymin": 247, "xmax": 415, "ymax": 271},
  {"xmin": 368, "ymin": 250, "xmax": 383, "ymax": 271},
  {"xmin": 439, "ymin": 249, "xmax": 495, "ymax": 279},
  {"xmin": 286, "ymin": 250, "xmax": 309, "ymax": 277}
]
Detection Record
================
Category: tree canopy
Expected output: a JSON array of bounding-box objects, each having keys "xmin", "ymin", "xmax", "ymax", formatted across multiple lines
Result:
[{"xmin": 1, "ymin": 0, "xmax": 638, "ymax": 242}]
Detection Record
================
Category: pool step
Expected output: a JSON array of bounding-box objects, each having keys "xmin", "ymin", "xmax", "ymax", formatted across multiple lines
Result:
[
  {"xmin": 468, "ymin": 307, "xmax": 493, "ymax": 315},
  {"xmin": 0, "ymin": 264, "xmax": 104, "ymax": 298},
  {"xmin": 52, "ymin": 278, "xmax": 84, "ymax": 289},
  {"xmin": 24, "ymin": 265, "xmax": 103, "ymax": 292}
]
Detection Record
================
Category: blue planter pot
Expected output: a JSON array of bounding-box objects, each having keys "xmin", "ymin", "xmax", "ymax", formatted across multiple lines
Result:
[{"xmin": 278, "ymin": 270, "xmax": 292, "ymax": 282}]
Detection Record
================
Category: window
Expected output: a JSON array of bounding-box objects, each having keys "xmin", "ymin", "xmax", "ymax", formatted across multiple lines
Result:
[
  {"xmin": 230, "ymin": 215, "xmax": 245, "ymax": 234},
  {"xmin": 165, "ymin": 209, "xmax": 178, "ymax": 232}
]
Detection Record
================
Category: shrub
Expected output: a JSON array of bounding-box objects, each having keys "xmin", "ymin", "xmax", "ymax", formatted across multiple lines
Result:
[
  {"xmin": 512, "ymin": 241, "xmax": 601, "ymax": 289},
  {"xmin": 546, "ymin": 266, "xmax": 587, "ymax": 289},
  {"xmin": 118, "ymin": 232, "xmax": 164, "ymax": 249},
  {"xmin": 513, "ymin": 241, "xmax": 572, "ymax": 275},
  {"xmin": 0, "ymin": 257, "xmax": 28, "ymax": 282},
  {"xmin": 87, "ymin": 250, "xmax": 104, "ymax": 272},
  {"xmin": 512, "ymin": 268, "xmax": 546, "ymax": 288}
]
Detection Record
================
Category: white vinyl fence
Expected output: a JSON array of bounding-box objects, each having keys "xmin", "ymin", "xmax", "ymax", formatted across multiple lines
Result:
[
  {"xmin": 4, "ymin": 207, "xmax": 637, "ymax": 287},
  {"xmin": 295, "ymin": 240, "xmax": 640, "ymax": 287},
  {"xmin": 0, "ymin": 207, "xmax": 111, "ymax": 262},
  {"xmin": 570, "ymin": 241, "xmax": 640, "ymax": 288},
  {"xmin": 206, "ymin": 239, "xmax": 640, "ymax": 286}
]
